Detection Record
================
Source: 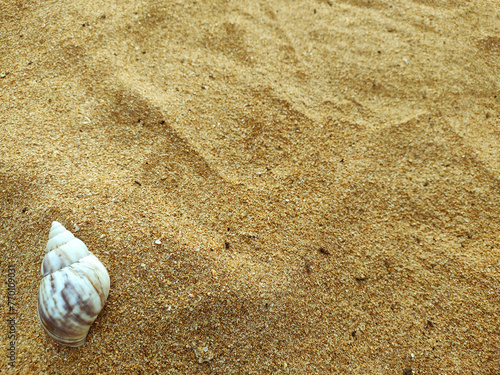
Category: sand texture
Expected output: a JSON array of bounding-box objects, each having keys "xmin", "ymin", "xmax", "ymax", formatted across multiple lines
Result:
[{"xmin": 1, "ymin": 0, "xmax": 499, "ymax": 373}]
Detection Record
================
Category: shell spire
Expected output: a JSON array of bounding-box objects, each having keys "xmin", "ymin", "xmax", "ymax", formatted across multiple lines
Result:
[{"xmin": 37, "ymin": 221, "xmax": 110, "ymax": 347}]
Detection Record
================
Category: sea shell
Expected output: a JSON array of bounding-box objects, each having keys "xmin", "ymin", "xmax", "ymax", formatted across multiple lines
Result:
[{"xmin": 37, "ymin": 221, "xmax": 110, "ymax": 347}]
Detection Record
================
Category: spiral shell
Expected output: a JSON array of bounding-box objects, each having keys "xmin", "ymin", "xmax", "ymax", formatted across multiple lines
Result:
[{"xmin": 37, "ymin": 221, "xmax": 110, "ymax": 347}]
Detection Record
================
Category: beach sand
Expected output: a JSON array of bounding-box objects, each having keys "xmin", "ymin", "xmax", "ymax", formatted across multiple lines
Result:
[{"xmin": 1, "ymin": 0, "xmax": 499, "ymax": 373}]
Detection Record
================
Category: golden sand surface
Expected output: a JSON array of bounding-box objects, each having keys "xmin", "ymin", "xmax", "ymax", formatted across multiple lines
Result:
[{"xmin": 1, "ymin": 0, "xmax": 499, "ymax": 373}]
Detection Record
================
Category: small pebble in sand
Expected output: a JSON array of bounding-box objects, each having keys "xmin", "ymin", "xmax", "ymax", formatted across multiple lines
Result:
[
  {"xmin": 155, "ymin": 239, "xmax": 161, "ymax": 245},
  {"xmin": 194, "ymin": 345, "xmax": 215, "ymax": 363}
]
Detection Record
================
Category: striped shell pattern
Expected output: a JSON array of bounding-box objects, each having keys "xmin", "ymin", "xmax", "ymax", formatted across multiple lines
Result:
[{"xmin": 37, "ymin": 221, "xmax": 110, "ymax": 347}]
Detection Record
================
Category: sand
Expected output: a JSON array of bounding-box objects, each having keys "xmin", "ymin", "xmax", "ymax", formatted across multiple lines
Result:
[{"xmin": 1, "ymin": 0, "xmax": 499, "ymax": 373}]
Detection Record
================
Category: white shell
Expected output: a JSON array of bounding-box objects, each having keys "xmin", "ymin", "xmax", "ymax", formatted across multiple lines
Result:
[{"xmin": 37, "ymin": 221, "xmax": 110, "ymax": 347}]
